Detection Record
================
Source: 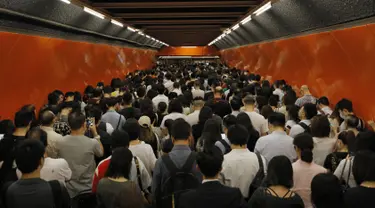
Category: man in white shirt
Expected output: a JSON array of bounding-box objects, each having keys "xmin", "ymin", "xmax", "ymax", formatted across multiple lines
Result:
[
  {"xmin": 273, "ymin": 80, "xmax": 285, "ymax": 102},
  {"xmin": 242, "ymin": 95, "xmax": 268, "ymax": 136},
  {"xmin": 289, "ymin": 103, "xmax": 317, "ymax": 138},
  {"xmin": 317, "ymin": 96, "xmax": 333, "ymax": 116},
  {"xmin": 27, "ymin": 127, "xmax": 72, "ymax": 186},
  {"xmin": 164, "ymin": 73, "xmax": 174, "ymax": 93},
  {"xmin": 215, "ymin": 115, "xmax": 237, "ymax": 154},
  {"xmin": 160, "ymin": 99, "xmax": 188, "ymax": 129},
  {"xmin": 186, "ymin": 99, "xmax": 205, "ymax": 126},
  {"xmin": 230, "ymin": 99, "xmax": 241, "ymax": 117},
  {"xmin": 172, "ymin": 82, "xmax": 182, "ymax": 95},
  {"xmin": 152, "ymin": 84, "xmax": 169, "ymax": 110},
  {"xmin": 219, "ymin": 124, "xmax": 266, "ymax": 199},
  {"xmin": 39, "ymin": 110, "xmax": 63, "ymax": 158},
  {"xmin": 192, "ymin": 80, "xmax": 205, "ymax": 99},
  {"xmin": 255, "ymin": 112, "xmax": 296, "ymax": 163},
  {"xmin": 124, "ymin": 119, "xmax": 157, "ymax": 174}
]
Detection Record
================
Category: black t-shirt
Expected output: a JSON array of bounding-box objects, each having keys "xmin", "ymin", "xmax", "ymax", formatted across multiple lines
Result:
[
  {"xmin": 119, "ymin": 107, "xmax": 141, "ymax": 120},
  {"xmin": 344, "ymin": 186, "xmax": 375, "ymax": 208},
  {"xmin": 207, "ymin": 98, "xmax": 232, "ymax": 118},
  {"xmin": 324, "ymin": 152, "xmax": 349, "ymax": 173},
  {"xmin": 248, "ymin": 187, "xmax": 304, "ymax": 208}
]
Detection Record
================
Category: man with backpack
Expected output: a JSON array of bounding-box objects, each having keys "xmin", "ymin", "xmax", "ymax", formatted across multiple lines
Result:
[
  {"xmin": 152, "ymin": 118, "xmax": 202, "ymax": 208},
  {"xmin": 2, "ymin": 139, "xmax": 70, "ymax": 208},
  {"xmin": 289, "ymin": 103, "xmax": 317, "ymax": 138},
  {"xmin": 215, "ymin": 115, "xmax": 237, "ymax": 154}
]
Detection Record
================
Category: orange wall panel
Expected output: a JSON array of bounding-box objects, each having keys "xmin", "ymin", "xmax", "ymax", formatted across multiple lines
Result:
[
  {"xmin": 157, "ymin": 46, "xmax": 219, "ymax": 56},
  {"xmin": 0, "ymin": 32, "xmax": 157, "ymax": 119},
  {"xmin": 221, "ymin": 24, "xmax": 375, "ymax": 122}
]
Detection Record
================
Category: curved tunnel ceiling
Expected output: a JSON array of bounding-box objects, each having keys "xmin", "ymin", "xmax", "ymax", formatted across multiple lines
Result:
[{"xmin": 84, "ymin": 0, "xmax": 265, "ymax": 46}]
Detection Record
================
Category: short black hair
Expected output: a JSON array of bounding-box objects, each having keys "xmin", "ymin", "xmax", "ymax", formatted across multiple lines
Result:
[
  {"xmin": 317, "ymin": 96, "xmax": 330, "ymax": 106},
  {"xmin": 286, "ymin": 105, "xmax": 300, "ymax": 123},
  {"xmin": 103, "ymin": 86, "xmax": 113, "ymax": 94},
  {"xmin": 197, "ymin": 146, "xmax": 223, "ymax": 178},
  {"xmin": 65, "ymin": 91, "xmax": 75, "ymax": 98},
  {"xmin": 355, "ymin": 131, "xmax": 375, "ymax": 152},
  {"xmin": 265, "ymin": 156, "xmax": 293, "ymax": 188},
  {"xmin": 353, "ymin": 150, "xmax": 375, "ymax": 185},
  {"xmin": 14, "ymin": 109, "xmax": 33, "ymax": 128},
  {"xmin": 93, "ymin": 88, "xmax": 103, "ymax": 98},
  {"xmin": 137, "ymin": 87, "xmax": 146, "ymax": 98},
  {"xmin": 347, "ymin": 115, "xmax": 359, "ymax": 129},
  {"xmin": 199, "ymin": 106, "xmax": 213, "ymax": 123},
  {"xmin": 111, "ymin": 130, "xmax": 130, "ymax": 149},
  {"xmin": 168, "ymin": 99, "xmax": 183, "ymax": 114},
  {"xmin": 27, "ymin": 127, "xmax": 48, "ymax": 147},
  {"xmin": 0, "ymin": 119, "xmax": 15, "ymax": 135},
  {"xmin": 106, "ymin": 97, "xmax": 119, "ymax": 107},
  {"xmin": 268, "ymin": 95, "xmax": 278, "ymax": 107},
  {"xmin": 157, "ymin": 102, "xmax": 168, "ymax": 113},
  {"xmin": 68, "ymin": 111, "xmax": 86, "ymax": 130},
  {"xmin": 293, "ymin": 133, "xmax": 314, "ymax": 163},
  {"xmin": 261, "ymin": 105, "xmax": 274, "ymax": 120},
  {"xmin": 227, "ymin": 124, "xmax": 248, "ymax": 145},
  {"xmin": 311, "ymin": 115, "xmax": 331, "ymax": 138},
  {"xmin": 105, "ymin": 147, "xmax": 133, "ymax": 179},
  {"xmin": 173, "ymin": 82, "xmax": 180, "ymax": 89},
  {"xmin": 230, "ymin": 99, "xmax": 241, "ymax": 111},
  {"xmin": 303, "ymin": 103, "xmax": 318, "ymax": 119},
  {"xmin": 171, "ymin": 118, "xmax": 191, "ymax": 140},
  {"xmin": 122, "ymin": 118, "xmax": 140, "ymax": 141},
  {"xmin": 16, "ymin": 139, "xmax": 45, "ymax": 174},
  {"xmin": 268, "ymin": 112, "xmax": 286, "ymax": 127},
  {"xmin": 39, "ymin": 110, "xmax": 55, "ymax": 126},
  {"xmin": 223, "ymin": 115, "xmax": 237, "ymax": 129},
  {"xmin": 157, "ymin": 84, "xmax": 165, "ymax": 94},
  {"xmin": 311, "ymin": 173, "xmax": 343, "ymax": 208},
  {"xmin": 338, "ymin": 131, "xmax": 356, "ymax": 153},
  {"xmin": 336, "ymin": 98, "xmax": 353, "ymax": 112},
  {"xmin": 48, "ymin": 92, "xmax": 59, "ymax": 105}
]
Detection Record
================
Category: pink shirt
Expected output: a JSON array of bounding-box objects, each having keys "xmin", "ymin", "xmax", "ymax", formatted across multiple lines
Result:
[{"xmin": 292, "ymin": 159, "xmax": 327, "ymax": 208}]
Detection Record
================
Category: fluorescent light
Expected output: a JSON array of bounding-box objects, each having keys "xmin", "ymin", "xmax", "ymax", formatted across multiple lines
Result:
[
  {"xmin": 127, "ymin": 27, "xmax": 136, "ymax": 32},
  {"xmin": 138, "ymin": 32, "xmax": 145, "ymax": 36},
  {"xmin": 224, "ymin": 29, "xmax": 232, "ymax": 34},
  {"xmin": 232, "ymin": 24, "xmax": 240, "ymax": 30},
  {"xmin": 84, "ymin": 7, "xmax": 105, "ymax": 19},
  {"xmin": 151, "ymin": 38, "xmax": 155, "ymax": 41},
  {"xmin": 111, "ymin": 19, "xmax": 123, "ymax": 27},
  {"xmin": 241, "ymin": 15, "xmax": 252, "ymax": 24},
  {"xmin": 181, "ymin": 46, "xmax": 197, "ymax": 48},
  {"xmin": 254, "ymin": 2, "xmax": 272, "ymax": 16},
  {"xmin": 145, "ymin": 35, "xmax": 151, "ymax": 38},
  {"xmin": 59, "ymin": 0, "xmax": 71, "ymax": 4}
]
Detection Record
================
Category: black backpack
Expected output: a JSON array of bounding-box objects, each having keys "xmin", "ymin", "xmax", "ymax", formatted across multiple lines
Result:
[
  {"xmin": 298, "ymin": 122, "xmax": 311, "ymax": 134},
  {"xmin": 156, "ymin": 153, "xmax": 200, "ymax": 208},
  {"xmin": 219, "ymin": 139, "xmax": 231, "ymax": 154}
]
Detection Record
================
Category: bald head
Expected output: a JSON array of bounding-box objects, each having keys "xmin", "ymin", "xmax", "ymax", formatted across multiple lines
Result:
[
  {"xmin": 40, "ymin": 110, "xmax": 56, "ymax": 126},
  {"xmin": 301, "ymin": 85, "xmax": 311, "ymax": 95}
]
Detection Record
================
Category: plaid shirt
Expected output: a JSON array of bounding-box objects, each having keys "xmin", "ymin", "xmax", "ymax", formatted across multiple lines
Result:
[
  {"xmin": 295, "ymin": 95, "xmax": 317, "ymax": 107},
  {"xmin": 53, "ymin": 115, "xmax": 71, "ymax": 136}
]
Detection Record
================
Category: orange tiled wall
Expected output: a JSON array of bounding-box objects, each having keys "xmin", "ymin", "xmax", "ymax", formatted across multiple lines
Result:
[
  {"xmin": 157, "ymin": 46, "xmax": 219, "ymax": 56},
  {"xmin": 0, "ymin": 31, "xmax": 157, "ymax": 119},
  {"xmin": 221, "ymin": 24, "xmax": 375, "ymax": 122}
]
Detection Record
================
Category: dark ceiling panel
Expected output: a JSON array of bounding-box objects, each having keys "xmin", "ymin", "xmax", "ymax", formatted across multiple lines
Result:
[{"xmin": 86, "ymin": 0, "xmax": 263, "ymax": 46}]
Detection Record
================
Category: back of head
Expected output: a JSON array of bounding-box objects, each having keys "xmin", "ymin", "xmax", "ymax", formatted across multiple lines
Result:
[
  {"xmin": 236, "ymin": 112, "xmax": 255, "ymax": 133},
  {"xmin": 355, "ymin": 131, "xmax": 375, "ymax": 152},
  {"xmin": 265, "ymin": 156, "xmax": 293, "ymax": 188},
  {"xmin": 27, "ymin": 127, "xmax": 48, "ymax": 147},
  {"xmin": 338, "ymin": 131, "xmax": 356, "ymax": 153},
  {"xmin": 122, "ymin": 118, "xmax": 140, "ymax": 141},
  {"xmin": 353, "ymin": 150, "xmax": 375, "ymax": 185},
  {"xmin": 261, "ymin": 105, "xmax": 274, "ymax": 120},
  {"xmin": 137, "ymin": 87, "xmax": 146, "ymax": 98},
  {"xmin": 286, "ymin": 105, "xmax": 300, "ymax": 122},
  {"xmin": 268, "ymin": 95, "xmax": 278, "ymax": 107},
  {"xmin": 106, "ymin": 147, "xmax": 133, "ymax": 179},
  {"xmin": 197, "ymin": 146, "xmax": 223, "ymax": 178},
  {"xmin": 157, "ymin": 102, "xmax": 168, "ymax": 114},
  {"xmin": 293, "ymin": 133, "xmax": 314, "ymax": 163},
  {"xmin": 300, "ymin": 85, "xmax": 309, "ymax": 94},
  {"xmin": 157, "ymin": 84, "xmax": 165, "ymax": 94},
  {"xmin": 171, "ymin": 118, "xmax": 191, "ymax": 141},
  {"xmin": 268, "ymin": 112, "xmax": 286, "ymax": 128},
  {"xmin": 311, "ymin": 115, "xmax": 331, "ymax": 138},
  {"xmin": 336, "ymin": 98, "xmax": 353, "ymax": 112},
  {"xmin": 311, "ymin": 173, "xmax": 343, "ymax": 208},
  {"xmin": 16, "ymin": 139, "xmax": 45, "ymax": 174},
  {"xmin": 68, "ymin": 111, "xmax": 86, "ymax": 131},
  {"xmin": 168, "ymin": 99, "xmax": 183, "ymax": 114},
  {"xmin": 39, "ymin": 110, "xmax": 56, "ymax": 126},
  {"xmin": 283, "ymin": 92, "xmax": 297, "ymax": 106},
  {"xmin": 199, "ymin": 106, "xmax": 213, "ymax": 123},
  {"xmin": 230, "ymin": 99, "xmax": 241, "ymax": 111},
  {"xmin": 223, "ymin": 115, "xmax": 237, "ymax": 129},
  {"xmin": 0, "ymin": 119, "xmax": 15, "ymax": 135},
  {"xmin": 317, "ymin": 96, "xmax": 330, "ymax": 106},
  {"xmin": 347, "ymin": 115, "xmax": 359, "ymax": 129},
  {"xmin": 303, "ymin": 103, "xmax": 318, "ymax": 119},
  {"xmin": 227, "ymin": 124, "xmax": 249, "ymax": 146},
  {"xmin": 14, "ymin": 109, "xmax": 34, "ymax": 128},
  {"xmin": 243, "ymin": 95, "xmax": 256, "ymax": 106},
  {"xmin": 48, "ymin": 92, "xmax": 59, "ymax": 105},
  {"xmin": 111, "ymin": 130, "xmax": 130, "ymax": 149},
  {"xmin": 122, "ymin": 92, "xmax": 133, "ymax": 105}
]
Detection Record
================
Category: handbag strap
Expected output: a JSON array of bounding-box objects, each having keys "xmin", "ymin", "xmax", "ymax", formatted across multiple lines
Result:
[
  {"xmin": 134, "ymin": 156, "xmax": 145, "ymax": 192},
  {"xmin": 339, "ymin": 158, "xmax": 348, "ymax": 180}
]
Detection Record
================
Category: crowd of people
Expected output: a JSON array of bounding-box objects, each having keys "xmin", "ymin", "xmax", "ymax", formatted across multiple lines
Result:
[{"xmin": 0, "ymin": 62, "xmax": 375, "ymax": 208}]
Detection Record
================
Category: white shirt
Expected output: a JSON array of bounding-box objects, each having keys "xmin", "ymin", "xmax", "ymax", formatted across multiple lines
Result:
[
  {"xmin": 152, "ymin": 94, "xmax": 169, "ymax": 109},
  {"xmin": 219, "ymin": 149, "xmax": 267, "ymax": 198},
  {"xmin": 192, "ymin": 89, "xmax": 205, "ymax": 99},
  {"xmin": 333, "ymin": 157, "xmax": 356, "ymax": 188},
  {"xmin": 129, "ymin": 141, "xmax": 157, "ymax": 174},
  {"xmin": 41, "ymin": 157, "xmax": 72, "ymax": 185},
  {"xmin": 312, "ymin": 137, "xmax": 337, "ymax": 166},
  {"xmin": 105, "ymin": 123, "xmax": 114, "ymax": 135},
  {"xmin": 255, "ymin": 130, "xmax": 297, "ymax": 163},
  {"xmin": 245, "ymin": 111, "xmax": 269, "ymax": 135},
  {"xmin": 186, "ymin": 110, "xmax": 200, "ymax": 126},
  {"xmin": 273, "ymin": 88, "xmax": 285, "ymax": 101},
  {"xmin": 285, "ymin": 120, "xmax": 297, "ymax": 129},
  {"xmin": 160, "ymin": 112, "xmax": 188, "ymax": 128},
  {"xmin": 164, "ymin": 80, "xmax": 174, "ymax": 92},
  {"xmin": 40, "ymin": 126, "xmax": 63, "ymax": 159},
  {"xmin": 289, "ymin": 120, "xmax": 311, "ymax": 138},
  {"xmin": 231, "ymin": 111, "xmax": 240, "ymax": 117},
  {"xmin": 172, "ymin": 88, "xmax": 182, "ymax": 95}
]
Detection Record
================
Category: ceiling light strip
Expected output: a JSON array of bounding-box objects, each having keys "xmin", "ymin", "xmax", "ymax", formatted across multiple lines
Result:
[
  {"xmin": 254, "ymin": 2, "xmax": 272, "ymax": 16},
  {"xmin": 111, "ymin": 19, "xmax": 123, "ymax": 27},
  {"xmin": 59, "ymin": 0, "xmax": 71, "ymax": 4},
  {"xmin": 83, "ymin": 7, "xmax": 105, "ymax": 19}
]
